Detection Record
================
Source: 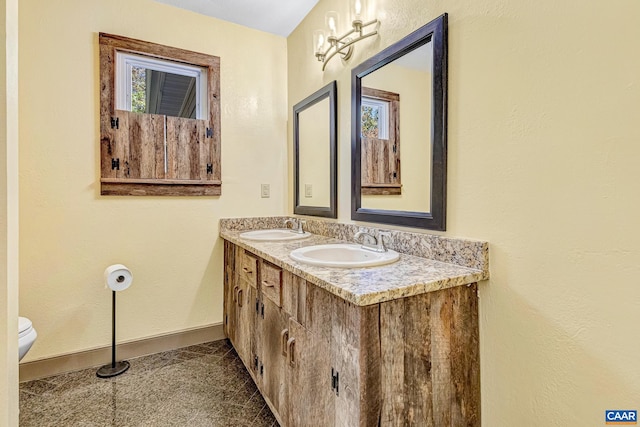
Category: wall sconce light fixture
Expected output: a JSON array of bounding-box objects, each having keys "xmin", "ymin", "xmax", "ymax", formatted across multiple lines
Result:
[{"xmin": 314, "ymin": 0, "xmax": 380, "ymax": 71}]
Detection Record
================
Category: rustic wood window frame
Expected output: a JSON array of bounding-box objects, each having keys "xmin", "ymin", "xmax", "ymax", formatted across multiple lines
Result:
[
  {"xmin": 361, "ymin": 87, "xmax": 401, "ymax": 196},
  {"xmin": 99, "ymin": 33, "xmax": 221, "ymax": 196}
]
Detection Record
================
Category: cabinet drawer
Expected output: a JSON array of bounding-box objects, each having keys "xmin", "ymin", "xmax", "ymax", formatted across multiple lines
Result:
[
  {"xmin": 238, "ymin": 250, "xmax": 258, "ymax": 287},
  {"xmin": 260, "ymin": 260, "xmax": 282, "ymax": 307}
]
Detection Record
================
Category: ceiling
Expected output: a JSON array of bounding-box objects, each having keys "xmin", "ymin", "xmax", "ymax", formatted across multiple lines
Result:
[{"xmin": 154, "ymin": 0, "xmax": 320, "ymax": 37}]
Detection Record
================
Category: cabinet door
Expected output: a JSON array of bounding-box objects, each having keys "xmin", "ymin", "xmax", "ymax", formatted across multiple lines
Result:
[
  {"xmin": 331, "ymin": 301, "xmax": 380, "ymax": 427},
  {"xmin": 223, "ymin": 241, "xmax": 236, "ymax": 341},
  {"xmin": 257, "ymin": 296, "xmax": 289, "ymax": 421},
  {"xmin": 235, "ymin": 279, "xmax": 255, "ymax": 365},
  {"xmin": 286, "ymin": 318, "xmax": 334, "ymax": 427}
]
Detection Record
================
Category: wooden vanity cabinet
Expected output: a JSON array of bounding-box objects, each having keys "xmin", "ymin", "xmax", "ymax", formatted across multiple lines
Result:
[
  {"xmin": 223, "ymin": 244, "xmax": 256, "ymax": 365},
  {"xmin": 223, "ymin": 242, "xmax": 480, "ymax": 427}
]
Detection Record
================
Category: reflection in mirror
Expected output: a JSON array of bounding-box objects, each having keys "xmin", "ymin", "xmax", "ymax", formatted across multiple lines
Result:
[
  {"xmin": 361, "ymin": 42, "xmax": 432, "ymax": 212},
  {"xmin": 352, "ymin": 14, "xmax": 447, "ymax": 230},
  {"xmin": 294, "ymin": 81, "xmax": 337, "ymax": 218},
  {"xmin": 298, "ymin": 97, "xmax": 331, "ymax": 207}
]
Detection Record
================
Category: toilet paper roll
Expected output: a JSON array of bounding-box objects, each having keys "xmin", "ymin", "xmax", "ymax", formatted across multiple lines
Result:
[{"xmin": 104, "ymin": 264, "xmax": 133, "ymax": 292}]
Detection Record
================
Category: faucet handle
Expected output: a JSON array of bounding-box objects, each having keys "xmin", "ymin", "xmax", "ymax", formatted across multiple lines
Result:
[
  {"xmin": 377, "ymin": 231, "xmax": 391, "ymax": 252},
  {"xmin": 297, "ymin": 220, "xmax": 306, "ymax": 233},
  {"xmin": 354, "ymin": 228, "xmax": 377, "ymax": 246}
]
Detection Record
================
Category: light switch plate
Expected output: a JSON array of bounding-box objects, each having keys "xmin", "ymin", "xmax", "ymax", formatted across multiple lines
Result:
[
  {"xmin": 261, "ymin": 184, "xmax": 270, "ymax": 198},
  {"xmin": 305, "ymin": 184, "xmax": 313, "ymax": 198}
]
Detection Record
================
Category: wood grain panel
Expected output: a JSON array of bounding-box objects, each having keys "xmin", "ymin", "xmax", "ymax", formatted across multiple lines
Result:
[
  {"xmin": 235, "ymin": 280, "xmax": 255, "ymax": 365},
  {"xmin": 223, "ymin": 241, "xmax": 236, "ymax": 340},
  {"xmin": 305, "ymin": 281, "xmax": 332, "ymax": 344},
  {"xmin": 450, "ymin": 284, "xmax": 480, "ymax": 426},
  {"xmin": 126, "ymin": 111, "xmax": 165, "ymax": 179},
  {"xmin": 166, "ymin": 117, "xmax": 204, "ymax": 180},
  {"xmin": 260, "ymin": 260, "xmax": 282, "ymax": 307},
  {"xmin": 100, "ymin": 182, "xmax": 220, "ymax": 196},
  {"xmin": 430, "ymin": 289, "xmax": 452, "ymax": 426},
  {"xmin": 380, "ymin": 299, "xmax": 406, "ymax": 426},
  {"xmin": 236, "ymin": 249, "xmax": 258, "ymax": 288},
  {"xmin": 403, "ymin": 292, "xmax": 435, "ymax": 426},
  {"xmin": 100, "ymin": 43, "xmax": 116, "ymax": 180},
  {"xmin": 258, "ymin": 297, "xmax": 289, "ymax": 422},
  {"xmin": 99, "ymin": 33, "xmax": 219, "ymax": 68},
  {"xmin": 286, "ymin": 319, "xmax": 334, "ymax": 427}
]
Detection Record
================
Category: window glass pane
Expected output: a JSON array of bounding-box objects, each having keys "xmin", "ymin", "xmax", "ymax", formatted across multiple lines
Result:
[
  {"xmin": 362, "ymin": 105, "xmax": 380, "ymax": 138},
  {"xmin": 117, "ymin": 52, "xmax": 205, "ymax": 119},
  {"xmin": 141, "ymin": 69, "xmax": 197, "ymax": 118},
  {"xmin": 131, "ymin": 66, "xmax": 146, "ymax": 114}
]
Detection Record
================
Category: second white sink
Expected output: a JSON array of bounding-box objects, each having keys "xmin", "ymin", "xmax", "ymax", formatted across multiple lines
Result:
[
  {"xmin": 239, "ymin": 229, "xmax": 312, "ymax": 242},
  {"xmin": 289, "ymin": 244, "xmax": 399, "ymax": 268}
]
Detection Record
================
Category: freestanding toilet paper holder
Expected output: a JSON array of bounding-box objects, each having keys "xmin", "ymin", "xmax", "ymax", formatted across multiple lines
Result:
[{"xmin": 97, "ymin": 270, "xmax": 131, "ymax": 378}]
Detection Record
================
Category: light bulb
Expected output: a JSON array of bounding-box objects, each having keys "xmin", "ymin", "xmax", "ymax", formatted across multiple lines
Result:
[
  {"xmin": 313, "ymin": 30, "xmax": 326, "ymax": 54},
  {"xmin": 325, "ymin": 11, "xmax": 339, "ymax": 37},
  {"xmin": 351, "ymin": 0, "xmax": 367, "ymax": 22}
]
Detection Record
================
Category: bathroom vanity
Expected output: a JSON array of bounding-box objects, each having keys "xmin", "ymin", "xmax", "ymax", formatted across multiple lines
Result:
[{"xmin": 220, "ymin": 217, "xmax": 488, "ymax": 427}]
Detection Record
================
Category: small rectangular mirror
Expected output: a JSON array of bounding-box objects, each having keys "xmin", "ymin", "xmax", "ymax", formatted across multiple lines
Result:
[{"xmin": 294, "ymin": 81, "xmax": 338, "ymax": 218}]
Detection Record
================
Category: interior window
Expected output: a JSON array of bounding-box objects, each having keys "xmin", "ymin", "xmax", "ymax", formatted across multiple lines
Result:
[{"xmin": 115, "ymin": 52, "xmax": 207, "ymax": 119}]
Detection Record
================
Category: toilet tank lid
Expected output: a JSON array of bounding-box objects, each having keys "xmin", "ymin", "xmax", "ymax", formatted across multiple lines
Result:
[{"xmin": 19, "ymin": 317, "xmax": 32, "ymax": 333}]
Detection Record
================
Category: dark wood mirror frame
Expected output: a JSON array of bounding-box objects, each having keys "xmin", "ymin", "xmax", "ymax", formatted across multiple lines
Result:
[
  {"xmin": 293, "ymin": 81, "xmax": 338, "ymax": 218},
  {"xmin": 351, "ymin": 14, "xmax": 447, "ymax": 230}
]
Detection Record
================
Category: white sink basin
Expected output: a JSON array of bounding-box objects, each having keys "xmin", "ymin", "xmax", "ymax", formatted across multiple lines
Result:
[
  {"xmin": 239, "ymin": 229, "xmax": 312, "ymax": 242},
  {"xmin": 289, "ymin": 244, "xmax": 399, "ymax": 268}
]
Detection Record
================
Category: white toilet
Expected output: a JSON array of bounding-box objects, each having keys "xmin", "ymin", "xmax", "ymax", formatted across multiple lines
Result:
[{"xmin": 18, "ymin": 317, "xmax": 37, "ymax": 361}]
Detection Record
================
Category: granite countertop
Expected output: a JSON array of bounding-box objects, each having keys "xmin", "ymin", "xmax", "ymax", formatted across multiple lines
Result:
[{"xmin": 220, "ymin": 229, "xmax": 488, "ymax": 306}]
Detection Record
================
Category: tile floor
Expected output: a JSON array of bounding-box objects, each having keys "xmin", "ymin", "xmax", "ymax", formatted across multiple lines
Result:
[{"xmin": 19, "ymin": 339, "xmax": 278, "ymax": 426}]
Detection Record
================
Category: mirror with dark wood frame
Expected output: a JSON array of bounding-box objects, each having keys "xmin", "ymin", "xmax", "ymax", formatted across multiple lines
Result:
[
  {"xmin": 294, "ymin": 81, "xmax": 338, "ymax": 218},
  {"xmin": 351, "ymin": 14, "xmax": 447, "ymax": 230}
]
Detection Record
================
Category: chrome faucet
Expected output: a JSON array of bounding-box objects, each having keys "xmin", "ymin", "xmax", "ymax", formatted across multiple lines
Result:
[
  {"xmin": 354, "ymin": 229, "xmax": 391, "ymax": 252},
  {"xmin": 354, "ymin": 229, "xmax": 378, "ymax": 250},
  {"xmin": 284, "ymin": 218, "xmax": 306, "ymax": 234}
]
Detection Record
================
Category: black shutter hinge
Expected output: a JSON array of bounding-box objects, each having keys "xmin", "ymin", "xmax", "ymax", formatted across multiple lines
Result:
[
  {"xmin": 111, "ymin": 117, "xmax": 119, "ymax": 129},
  {"xmin": 206, "ymin": 163, "xmax": 213, "ymax": 174},
  {"xmin": 255, "ymin": 298, "xmax": 260, "ymax": 314},
  {"xmin": 393, "ymin": 144, "xmax": 397, "ymax": 153},
  {"xmin": 253, "ymin": 355, "xmax": 259, "ymax": 371},
  {"xmin": 331, "ymin": 368, "xmax": 339, "ymax": 396},
  {"xmin": 393, "ymin": 172, "xmax": 397, "ymax": 178},
  {"xmin": 111, "ymin": 158, "xmax": 120, "ymax": 170},
  {"xmin": 206, "ymin": 127, "xmax": 213, "ymax": 138},
  {"xmin": 261, "ymin": 302, "xmax": 265, "ymax": 319},
  {"xmin": 260, "ymin": 362, "xmax": 264, "ymax": 377}
]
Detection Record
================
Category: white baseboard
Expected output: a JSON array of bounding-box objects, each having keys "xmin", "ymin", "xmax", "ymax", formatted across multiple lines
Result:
[{"xmin": 19, "ymin": 323, "xmax": 225, "ymax": 382}]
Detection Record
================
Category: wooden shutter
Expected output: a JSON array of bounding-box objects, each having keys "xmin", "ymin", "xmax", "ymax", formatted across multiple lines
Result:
[{"xmin": 99, "ymin": 32, "xmax": 221, "ymax": 196}]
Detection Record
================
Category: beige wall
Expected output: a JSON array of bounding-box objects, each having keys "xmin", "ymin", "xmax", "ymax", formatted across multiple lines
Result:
[
  {"xmin": 1, "ymin": 0, "xmax": 19, "ymax": 422},
  {"xmin": 288, "ymin": 0, "xmax": 640, "ymax": 425},
  {"xmin": 18, "ymin": 0, "xmax": 287, "ymax": 362}
]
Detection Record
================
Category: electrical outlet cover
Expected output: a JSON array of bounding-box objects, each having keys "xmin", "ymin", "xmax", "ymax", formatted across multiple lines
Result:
[{"xmin": 261, "ymin": 184, "xmax": 270, "ymax": 198}]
